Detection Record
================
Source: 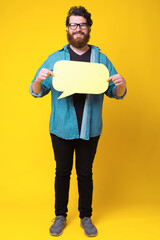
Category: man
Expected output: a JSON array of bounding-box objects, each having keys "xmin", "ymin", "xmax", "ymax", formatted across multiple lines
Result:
[{"xmin": 29, "ymin": 6, "xmax": 126, "ymax": 237}]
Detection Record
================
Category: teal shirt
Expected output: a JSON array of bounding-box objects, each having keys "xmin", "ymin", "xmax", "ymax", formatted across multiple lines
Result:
[{"xmin": 29, "ymin": 44, "xmax": 126, "ymax": 140}]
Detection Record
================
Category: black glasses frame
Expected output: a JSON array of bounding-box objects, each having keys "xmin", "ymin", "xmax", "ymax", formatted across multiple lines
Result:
[{"xmin": 68, "ymin": 23, "xmax": 88, "ymax": 30}]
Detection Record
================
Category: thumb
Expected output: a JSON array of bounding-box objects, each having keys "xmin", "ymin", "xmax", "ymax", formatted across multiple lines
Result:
[
  {"xmin": 49, "ymin": 70, "xmax": 54, "ymax": 77},
  {"xmin": 107, "ymin": 76, "xmax": 113, "ymax": 82}
]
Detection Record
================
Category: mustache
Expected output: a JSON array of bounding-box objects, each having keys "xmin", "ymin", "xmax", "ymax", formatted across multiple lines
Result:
[{"xmin": 73, "ymin": 32, "xmax": 84, "ymax": 35}]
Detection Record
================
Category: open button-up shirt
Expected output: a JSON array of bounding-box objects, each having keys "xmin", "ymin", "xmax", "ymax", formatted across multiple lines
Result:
[{"xmin": 29, "ymin": 44, "xmax": 126, "ymax": 140}]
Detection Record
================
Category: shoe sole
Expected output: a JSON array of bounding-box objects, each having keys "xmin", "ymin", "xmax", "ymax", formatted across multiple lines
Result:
[
  {"xmin": 80, "ymin": 223, "xmax": 98, "ymax": 237},
  {"xmin": 49, "ymin": 222, "xmax": 66, "ymax": 236}
]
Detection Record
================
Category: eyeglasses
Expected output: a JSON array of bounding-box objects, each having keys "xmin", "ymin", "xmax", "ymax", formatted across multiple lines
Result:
[{"xmin": 68, "ymin": 23, "xmax": 88, "ymax": 30}]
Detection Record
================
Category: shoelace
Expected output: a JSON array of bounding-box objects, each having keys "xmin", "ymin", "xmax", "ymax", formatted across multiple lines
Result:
[
  {"xmin": 51, "ymin": 216, "xmax": 65, "ymax": 227},
  {"xmin": 82, "ymin": 218, "xmax": 94, "ymax": 228}
]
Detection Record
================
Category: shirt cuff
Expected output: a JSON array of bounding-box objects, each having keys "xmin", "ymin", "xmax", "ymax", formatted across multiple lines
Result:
[
  {"xmin": 29, "ymin": 83, "xmax": 44, "ymax": 97},
  {"xmin": 112, "ymin": 86, "xmax": 127, "ymax": 99}
]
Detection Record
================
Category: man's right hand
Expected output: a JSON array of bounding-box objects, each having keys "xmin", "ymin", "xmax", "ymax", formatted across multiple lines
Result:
[
  {"xmin": 32, "ymin": 68, "xmax": 54, "ymax": 94},
  {"xmin": 35, "ymin": 68, "xmax": 54, "ymax": 83}
]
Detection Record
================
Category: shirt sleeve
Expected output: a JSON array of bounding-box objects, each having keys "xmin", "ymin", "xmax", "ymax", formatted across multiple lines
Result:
[
  {"xmin": 29, "ymin": 56, "xmax": 53, "ymax": 98},
  {"xmin": 29, "ymin": 83, "xmax": 45, "ymax": 97}
]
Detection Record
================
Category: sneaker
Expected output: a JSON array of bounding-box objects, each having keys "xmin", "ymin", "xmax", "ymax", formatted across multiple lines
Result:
[
  {"xmin": 80, "ymin": 217, "xmax": 98, "ymax": 237},
  {"xmin": 49, "ymin": 215, "xmax": 66, "ymax": 236}
]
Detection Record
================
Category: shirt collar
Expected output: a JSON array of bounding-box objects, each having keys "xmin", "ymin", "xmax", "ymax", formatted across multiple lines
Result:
[{"xmin": 58, "ymin": 44, "xmax": 101, "ymax": 52}]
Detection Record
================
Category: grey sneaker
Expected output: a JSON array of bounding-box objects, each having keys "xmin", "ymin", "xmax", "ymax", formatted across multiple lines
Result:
[
  {"xmin": 49, "ymin": 215, "xmax": 66, "ymax": 236},
  {"xmin": 80, "ymin": 217, "xmax": 98, "ymax": 237}
]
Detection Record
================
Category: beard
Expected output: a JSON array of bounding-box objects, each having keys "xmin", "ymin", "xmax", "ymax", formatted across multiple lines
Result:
[{"xmin": 67, "ymin": 30, "xmax": 90, "ymax": 49}]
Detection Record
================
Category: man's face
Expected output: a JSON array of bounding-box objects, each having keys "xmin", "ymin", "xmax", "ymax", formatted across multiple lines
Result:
[{"xmin": 66, "ymin": 15, "xmax": 91, "ymax": 49}]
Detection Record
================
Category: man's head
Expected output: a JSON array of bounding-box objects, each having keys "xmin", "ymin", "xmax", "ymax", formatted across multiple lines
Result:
[{"xmin": 66, "ymin": 6, "xmax": 93, "ymax": 49}]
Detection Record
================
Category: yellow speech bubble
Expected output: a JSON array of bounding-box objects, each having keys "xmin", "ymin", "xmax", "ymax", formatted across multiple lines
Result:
[{"xmin": 52, "ymin": 60, "xmax": 109, "ymax": 99}]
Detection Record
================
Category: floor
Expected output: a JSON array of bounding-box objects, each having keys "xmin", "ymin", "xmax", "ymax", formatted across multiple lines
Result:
[{"xmin": 1, "ymin": 200, "xmax": 160, "ymax": 240}]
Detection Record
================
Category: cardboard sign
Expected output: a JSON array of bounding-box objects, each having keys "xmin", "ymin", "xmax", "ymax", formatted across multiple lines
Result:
[{"xmin": 52, "ymin": 60, "xmax": 109, "ymax": 99}]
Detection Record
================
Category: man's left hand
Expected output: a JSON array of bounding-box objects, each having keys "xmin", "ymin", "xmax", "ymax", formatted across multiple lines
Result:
[
  {"xmin": 107, "ymin": 74, "xmax": 126, "ymax": 87},
  {"xmin": 107, "ymin": 74, "xmax": 127, "ymax": 97}
]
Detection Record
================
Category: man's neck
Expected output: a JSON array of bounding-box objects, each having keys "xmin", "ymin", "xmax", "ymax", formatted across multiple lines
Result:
[{"xmin": 69, "ymin": 44, "xmax": 90, "ymax": 55}]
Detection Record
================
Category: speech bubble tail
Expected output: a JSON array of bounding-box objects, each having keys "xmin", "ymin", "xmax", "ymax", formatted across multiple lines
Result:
[{"xmin": 58, "ymin": 92, "xmax": 72, "ymax": 99}]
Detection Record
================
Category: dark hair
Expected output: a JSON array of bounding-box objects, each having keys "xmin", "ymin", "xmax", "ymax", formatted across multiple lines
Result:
[{"xmin": 66, "ymin": 6, "xmax": 93, "ymax": 27}]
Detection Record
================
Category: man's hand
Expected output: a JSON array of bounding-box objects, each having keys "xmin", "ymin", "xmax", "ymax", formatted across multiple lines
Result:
[
  {"xmin": 32, "ymin": 68, "xmax": 54, "ymax": 94},
  {"xmin": 35, "ymin": 68, "xmax": 54, "ymax": 83},
  {"xmin": 107, "ymin": 74, "xmax": 126, "ymax": 97},
  {"xmin": 107, "ymin": 74, "xmax": 126, "ymax": 87}
]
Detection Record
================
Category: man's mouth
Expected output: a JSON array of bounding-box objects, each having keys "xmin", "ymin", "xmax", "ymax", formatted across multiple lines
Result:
[{"xmin": 73, "ymin": 33, "xmax": 84, "ymax": 38}]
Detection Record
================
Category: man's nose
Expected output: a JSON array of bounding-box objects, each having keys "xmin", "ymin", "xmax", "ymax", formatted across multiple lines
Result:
[{"xmin": 76, "ymin": 25, "xmax": 81, "ymax": 30}]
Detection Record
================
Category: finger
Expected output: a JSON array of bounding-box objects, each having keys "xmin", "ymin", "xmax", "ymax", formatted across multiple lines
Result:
[
  {"xmin": 112, "ymin": 77, "xmax": 123, "ymax": 82},
  {"xmin": 113, "ymin": 80, "xmax": 122, "ymax": 84},
  {"xmin": 41, "ymin": 73, "xmax": 48, "ymax": 78},
  {"xmin": 115, "ymin": 82, "xmax": 125, "ymax": 86},
  {"xmin": 111, "ymin": 74, "xmax": 124, "ymax": 80},
  {"xmin": 107, "ymin": 74, "xmax": 122, "ymax": 82},
  {"xmin": 48, "ymin": 70, "xmax": 54, "ymax": 77},
  {"xmin": 115, "ymin": 79, "xmax": 126, "ymax": 85},
  {"xmin": 41, "ymin": 68, "xmax": 49, "ymax": 73},
  {"xmin": 107, "ymin": 77, "xmax": 113, "ymax": 82},
  {"xmin": 40, "ymin": 77, "xmax": 47, "ymax": 80}
]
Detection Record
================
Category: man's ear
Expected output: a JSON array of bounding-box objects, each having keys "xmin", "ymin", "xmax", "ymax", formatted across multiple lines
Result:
[{"xmin": 66, "ymin": 27, "xmax": 68, "ymax": 32}]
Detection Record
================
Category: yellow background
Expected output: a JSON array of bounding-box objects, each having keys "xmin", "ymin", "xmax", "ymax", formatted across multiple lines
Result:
[{"xmin": 0, "ymin": 0, "xmax": 160, "ymax": 239}]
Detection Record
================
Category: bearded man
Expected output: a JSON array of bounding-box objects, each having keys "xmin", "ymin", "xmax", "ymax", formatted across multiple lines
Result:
[{"xmin": 29, "ymin": 6, "xmax": 126, "ymax": 237}]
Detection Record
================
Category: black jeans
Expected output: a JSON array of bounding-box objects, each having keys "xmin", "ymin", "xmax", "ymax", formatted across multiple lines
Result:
[{"xmin": 50, "ymin": 134, "xmax": 100, "ymax": 219}]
